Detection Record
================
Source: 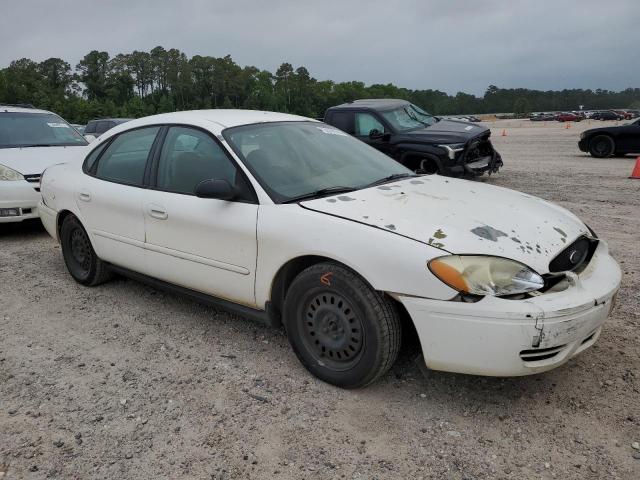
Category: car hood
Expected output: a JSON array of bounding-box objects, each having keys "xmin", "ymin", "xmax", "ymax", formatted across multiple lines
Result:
[
  {"xmin": 400, "ymin": 119, "xmax": 489, "ymax": 143},
  {"xmin": 301, "ymin": 176, "xmax": 589, "ymax": 274},
  {"xmin": 584, "ymin": 123, "xmax": 632, "ymax": 135},
  {"xmin": 0, "ymin": 145, "xmax": 88, "ymax": 175}
]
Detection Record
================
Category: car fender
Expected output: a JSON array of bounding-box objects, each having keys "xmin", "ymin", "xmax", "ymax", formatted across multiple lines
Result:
[
  {"xmin": 40, "ymin": 161, "xmax": 89, "ymax": 239},
  {"xmin": 255, "ymin": 204, "xmax": 458, "ymax": 310}
]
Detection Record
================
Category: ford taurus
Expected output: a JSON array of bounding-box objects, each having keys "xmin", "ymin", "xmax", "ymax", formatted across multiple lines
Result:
[{"xmin": 38, "ymin": 110, "xmax": 621, "ymax": 388}]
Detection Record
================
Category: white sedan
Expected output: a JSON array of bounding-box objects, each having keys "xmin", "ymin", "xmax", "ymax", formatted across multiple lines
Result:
[{"xmin": 38, "ymin": 110, "xmax": 621, "ymax": 388}]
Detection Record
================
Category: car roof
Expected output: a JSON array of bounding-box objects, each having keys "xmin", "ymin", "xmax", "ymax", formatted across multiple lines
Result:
[
  {"xmin": 0, "ymin": 104, "xmax": 55, "ymax": 115},
  {"xmin": 87, "ymin": 118, "xmax": 133, "ymax": 123},
  {"xmin": 328, "ymin": 99, "xmax": 410, "ymax": 111},
  {"xmin": 104, "ymin": 109, "xmax": 314, "ymax": 137}
]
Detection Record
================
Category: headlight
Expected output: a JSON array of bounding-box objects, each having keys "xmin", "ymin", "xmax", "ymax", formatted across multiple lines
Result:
[
  {"xmin": 428, "ymin": 255, "xmax": 544, "ymax": 296},
  {"xmin": 438, "ymin": 143, "xmax": 465, "ymax": 159},
  {"xmin": 0, "ymin": 164, "xmax": 24, "ymax": 181}
]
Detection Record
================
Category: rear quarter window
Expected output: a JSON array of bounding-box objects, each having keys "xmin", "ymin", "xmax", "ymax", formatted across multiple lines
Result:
[{"xmin": 326, "ymin": 111, "xmax": 355, "ymax": 134}]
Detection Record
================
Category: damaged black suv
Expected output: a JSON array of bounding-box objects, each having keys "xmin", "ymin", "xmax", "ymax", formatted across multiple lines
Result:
[{"xmin": 323, "ymin": 99, "xmax": 502, "ymax": 177}]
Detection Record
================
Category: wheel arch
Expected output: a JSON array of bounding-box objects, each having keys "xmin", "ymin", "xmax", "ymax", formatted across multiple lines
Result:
[
  {"xmin": 399, "ymin": 150, "xmax": 443, "ymax": 173},
  {"xmin": 56, "ymin": 209, "xmax": 77, "ymax": 238},
  {"xmin": 268, "ymin": 254, "xmax": 403, "ymax": 327}
]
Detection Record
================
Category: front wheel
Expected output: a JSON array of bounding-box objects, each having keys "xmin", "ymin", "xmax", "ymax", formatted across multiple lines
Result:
[
  {"xmin": 60, "ymin": 215, "xmax": 112, "ymax": 286},
  {"xmin": 589, "ymin": 135, "xmax": 615, "ymax": 158},
  {"xmin": 283, "ymin": 262, "xmax": 401, "ymax": 388}
]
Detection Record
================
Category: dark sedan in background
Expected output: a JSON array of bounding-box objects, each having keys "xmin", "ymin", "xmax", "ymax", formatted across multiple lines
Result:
[{"xmin": 579, "ymin": 118, "xmax": 640, "ymax": 157}]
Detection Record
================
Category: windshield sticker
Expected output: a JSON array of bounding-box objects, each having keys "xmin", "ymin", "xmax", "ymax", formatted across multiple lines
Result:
[
  {"xmin": 316, "ymin": 126, "xmax": 348, "ymax": 136},
  {"xmin": 47, "ymin": 122, "xmax": 70, "ymax": 128},
  {"xmin": 464, "ymin": 125, "xmax": 474, "ymax": 131}
]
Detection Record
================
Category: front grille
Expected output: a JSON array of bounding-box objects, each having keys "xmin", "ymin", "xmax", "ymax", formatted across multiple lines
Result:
[
  {"xmin": 23, "ymin": 173, "xmax": 41, "ymax": 192},
  {"xmin": 520, "ymin": 344, "xmax": 568, "ymax": 362},
  {"xmin": 549, "ymin": 235, "xmax": 598, "ymax": 273}
]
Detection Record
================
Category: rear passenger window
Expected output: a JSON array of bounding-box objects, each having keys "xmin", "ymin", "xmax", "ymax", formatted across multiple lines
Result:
[
  {"xmin": 327, "ymin": 112, "xmax": 355, "ymax": 134},
  {"xmin": 84, "ymin": 122, "xmax": 96, "ymax": 134},
  {"xmin": 84, "ymin": 142, "xmax": 108, "ymax": 172},
  {"xmin": 95, "ymin": 127, "xmax": 159, "ymax": 186}
]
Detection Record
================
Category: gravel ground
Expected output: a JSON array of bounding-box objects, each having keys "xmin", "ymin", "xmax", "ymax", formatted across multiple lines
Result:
[{"xmin": 1, "ymin": 119, "xmax": 639, "ymax": 479}]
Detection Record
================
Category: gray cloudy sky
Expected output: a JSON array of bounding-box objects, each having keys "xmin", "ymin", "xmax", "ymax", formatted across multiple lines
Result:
[{"xmin": 1, "ymin": 0, "xmax": 638, "ymax": 95}]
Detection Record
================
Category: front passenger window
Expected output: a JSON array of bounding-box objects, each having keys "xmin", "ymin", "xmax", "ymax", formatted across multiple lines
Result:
[
  {"xmin": 95, "ymin": 127, "xmax": 159, "ymax": 185},
  {"xmin": 355, "ymin": 113, "xmax": 385, "ymax": 136},
  {"xmin": 156, "ymin": 127, "xmax": 238, "ymax": 195}
]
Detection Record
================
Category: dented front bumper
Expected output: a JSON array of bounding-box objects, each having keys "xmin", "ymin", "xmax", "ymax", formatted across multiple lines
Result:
[{"xmin": 399, "ymin": 241, "xmax": 621, "ymax": 376}]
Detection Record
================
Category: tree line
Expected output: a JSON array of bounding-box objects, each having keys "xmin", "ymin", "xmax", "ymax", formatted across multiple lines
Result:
[{"xmin": 1, "ymin": 46, "xmax": 639, "ymax": 124}]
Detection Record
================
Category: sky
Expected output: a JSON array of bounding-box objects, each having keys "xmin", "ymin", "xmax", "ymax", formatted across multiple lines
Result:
[{"xmin": 1, "ymin": 0, "xmax": 639, "ymax": 96}]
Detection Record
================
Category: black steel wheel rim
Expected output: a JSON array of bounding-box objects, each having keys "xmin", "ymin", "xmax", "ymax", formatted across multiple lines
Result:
[
  {"xmin": 69, "ymin": 228, "xmax": 91, "ymax": 274},
  {"xmin": 301, "ymin": 291, "xmax": 364, "ymax": 371},
  {"xmin": 593, "ymin": 138, "xmax": 610, "ymax": 155}
]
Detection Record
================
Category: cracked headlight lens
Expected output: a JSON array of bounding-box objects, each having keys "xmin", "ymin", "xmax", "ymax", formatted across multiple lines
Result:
[
  {"xmin": 0, "ymin": 164, "xmax": 24, "ymax": 181},
  {"xmin": 428, "ymin": 255, "xmax": 544, "ymax": 296}
]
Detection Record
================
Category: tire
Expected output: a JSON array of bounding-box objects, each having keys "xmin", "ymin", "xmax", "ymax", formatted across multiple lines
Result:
[
  {"xmin": 418, "ymin": 158, "xmax": 439, "ymax": 174},
  {"xmin": 589, "ymin": 135, "xmax": 615, "ymax": 158},
  {"xmin": 283, "ymin": 262, "xmax": 401, "ymax": 388},
  {"xmin": 60, "ymin": 215, "xmax": 112, "ymax": 286}
]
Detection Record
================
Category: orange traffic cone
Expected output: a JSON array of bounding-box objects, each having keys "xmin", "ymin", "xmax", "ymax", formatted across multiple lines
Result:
[
  {"xmin": 630, "ymin": 157, "xmax": 640, "ymax": 179},
  {"xmin": 501, "ymin": 129, "xmax": 507, "ymax": 136}
]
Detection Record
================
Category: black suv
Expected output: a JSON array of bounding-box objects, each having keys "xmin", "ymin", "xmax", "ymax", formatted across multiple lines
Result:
[
  {"xmin": 84, "ymin": 118, "xmax": 132, "ymax": 138},
  {"xmin": 323, "ymin": 99, "xmax": 502, "ymax": 176}
]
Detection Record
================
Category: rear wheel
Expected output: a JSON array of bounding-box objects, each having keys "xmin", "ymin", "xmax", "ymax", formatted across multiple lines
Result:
[
  {"xmin": 589, "ymin": 135, "xmax": 615, "ymax": 158},
  {"xmin": 283, "ymin": 263, "xmax": 401, "ymax": 388},
  {"xmin": 60, "ymin": 215, "xmax": 112, "ymax": 286}
]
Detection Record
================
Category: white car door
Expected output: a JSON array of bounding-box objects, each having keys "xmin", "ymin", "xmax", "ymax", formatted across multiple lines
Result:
[
  {"xmin": 142, "ymin": 126, "xmax": 258, "ymax": 307},
  {"xmin": 76, "ymin": 126, "xmax": 161, "ymax": 274}
]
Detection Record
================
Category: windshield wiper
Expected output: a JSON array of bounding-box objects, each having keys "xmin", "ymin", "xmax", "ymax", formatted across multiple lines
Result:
[
  {"xmin": 363, "ymin": 173, "xmax": 418, "ymax": 188},
  {"xmin": 282, "ymin": 186, "xmax": 357, "ymax": 203}
]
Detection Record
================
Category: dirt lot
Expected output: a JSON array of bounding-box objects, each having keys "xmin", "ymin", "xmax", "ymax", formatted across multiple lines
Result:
[{"xmin": 1, "ymin": 119, "xmax": 639, "ymax": 479}]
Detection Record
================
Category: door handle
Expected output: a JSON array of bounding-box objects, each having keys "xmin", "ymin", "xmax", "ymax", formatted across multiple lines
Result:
[
  {"xmin": 147, "ymin": 204, "xmax": 168, "ymax": 220},
  {"xmin": 78, "ymin": 190, "xmax": 91, "ymax": 202}
]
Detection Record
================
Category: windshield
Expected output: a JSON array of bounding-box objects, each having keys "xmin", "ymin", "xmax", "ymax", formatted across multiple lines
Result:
[
  {"xmin": 381, "ymin": 103, "xmax": 437, "ymax": 132},
  {"xmin": 0, "ymin": 112, "xmax": 88, "ymax": 148},
  {"xmin": 223, "ymin": 121, "xmax": 412, "ymax": 203}
]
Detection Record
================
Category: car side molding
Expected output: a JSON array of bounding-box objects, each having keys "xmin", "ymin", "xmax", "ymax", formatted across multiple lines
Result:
[{"xmin": 107, "ymin": 264, "xmax": 279, "ymax": 327}]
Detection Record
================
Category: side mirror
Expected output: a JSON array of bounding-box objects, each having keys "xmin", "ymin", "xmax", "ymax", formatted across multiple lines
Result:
[
  {"xmin": 195, "ymin": 179, "xmax": 235, "ymax": 200},
  {"xmin": 369, "ymin": 128, "xmax": 384, "ymax": 139}
]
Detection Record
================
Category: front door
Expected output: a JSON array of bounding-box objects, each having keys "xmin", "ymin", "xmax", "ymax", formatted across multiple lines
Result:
[
  {"xmin": 354, "ymin": 112, "xmax": 392, "ymax": 156},
  {"xmin": 142, "ymin": 126, "xmax": 259, "ymax": 307}
]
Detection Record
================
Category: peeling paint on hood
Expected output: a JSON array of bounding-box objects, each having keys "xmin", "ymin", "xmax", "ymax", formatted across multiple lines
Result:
[{"xmin": 301, "ymin": 175, "xmax": 589, "ymax": 274}]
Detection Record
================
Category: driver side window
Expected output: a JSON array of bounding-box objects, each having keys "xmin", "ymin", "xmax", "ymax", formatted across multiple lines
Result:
[
  {"xmin": 156, "ymin": 126, "xmax": 238, "ymax": 195},
  {"xmin": 355, "ymin": 113, "xmax": 385, "ymax": 136}
]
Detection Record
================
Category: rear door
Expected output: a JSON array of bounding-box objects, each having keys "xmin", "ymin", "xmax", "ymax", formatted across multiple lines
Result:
[
  {"xmin": 142, "ymin": 125, "xmax": 259, "ymax": 306},
  {"xmin": 77, "ymin": 126, "xmax": 161, "ymax": 273}
]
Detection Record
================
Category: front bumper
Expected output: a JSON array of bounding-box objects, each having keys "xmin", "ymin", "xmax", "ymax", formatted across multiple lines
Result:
[
  {"xmin": 0, "ymin": 180, "xmax": 41, "ymax": 223},
  {"xmin": 398, "ymin": 241, "xmax": 621, "ymax": 376},
  {"xmin": 463, "ymin": 151, "xmax": 503, "ymax": 176},
  {"xmin": 578, "ymin": 137, "xmax": 589, "ymax": 152}
]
